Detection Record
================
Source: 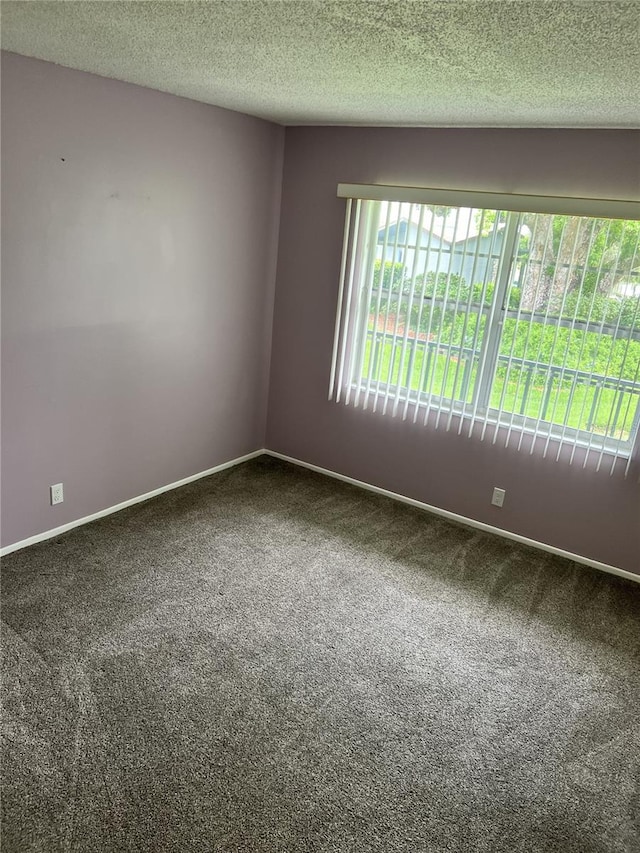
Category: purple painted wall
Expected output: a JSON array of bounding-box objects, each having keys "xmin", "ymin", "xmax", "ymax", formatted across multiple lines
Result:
[
  {"xmin": 1, "ymin": 53, "xmax": 283, "ymax": 548},
  {"xmin": 2, "ymin": 56, "xmax": 638, "ymax": 572},
  {"xmin": 266, "ymin": 127, "xmax": 640, "ymax": 574}
]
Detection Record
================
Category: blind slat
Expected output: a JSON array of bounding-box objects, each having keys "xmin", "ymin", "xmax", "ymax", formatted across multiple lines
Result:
[
  {"xmin": 391, "ymin": 204, "xmax": 427, "ymax": 418},
  {"xmin": 328, "ymin": 198, "xmax": 353, "ymax": 401},
  {"xmin": 334, "ymin": 199, "xmax": 361, "ymax": 404},
  {"xmin": 361, "ymin": 202, "xmax": 393, "ymax": 411}
]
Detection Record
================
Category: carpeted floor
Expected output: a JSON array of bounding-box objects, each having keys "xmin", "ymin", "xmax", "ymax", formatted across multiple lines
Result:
[{"xmin": 2, "ymin": 455, "xmax": 639, "ymax": 853}]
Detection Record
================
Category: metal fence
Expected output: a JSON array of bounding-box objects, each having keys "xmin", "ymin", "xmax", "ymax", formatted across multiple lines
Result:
[{"xmin": 363, "ymin": 329, "xmax": 639, "ymax": 438}]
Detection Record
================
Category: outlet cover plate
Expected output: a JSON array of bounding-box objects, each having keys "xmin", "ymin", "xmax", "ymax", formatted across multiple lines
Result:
[
  {"xmin": 50, "ymin": 483, "xmax": 64, "ymax": 505},
  {"xmin": 491, "ymin": 487, "xmax": 506, "ymax": 507}
]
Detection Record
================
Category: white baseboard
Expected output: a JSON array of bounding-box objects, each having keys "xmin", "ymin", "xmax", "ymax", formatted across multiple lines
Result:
[
  {"xmin": 264, "ymin": 450, "xmax": 640, "ymax": 585},
  {"xmin": 0, "ymin": 450, "xmax": 264, "ymax": 557},
  {"xmin": 3, "ymin": 447, "xmax": 638, "ymax": 586}
]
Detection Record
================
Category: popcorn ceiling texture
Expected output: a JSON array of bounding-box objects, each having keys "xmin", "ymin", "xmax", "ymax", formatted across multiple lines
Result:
[{"xmin": 2, "ymin": 1, "xmax": 639, "ymax": 127}]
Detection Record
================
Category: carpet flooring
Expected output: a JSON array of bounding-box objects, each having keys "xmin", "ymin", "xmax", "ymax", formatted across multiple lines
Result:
[{"xmin": 2, "ymin": 455, "xmax": 639, "ymax": 853}]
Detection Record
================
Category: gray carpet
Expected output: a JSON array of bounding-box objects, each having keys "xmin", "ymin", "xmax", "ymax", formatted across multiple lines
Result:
[{"xmin": 2, "ymin": 455, "xmax": 639, "ymax": 853}]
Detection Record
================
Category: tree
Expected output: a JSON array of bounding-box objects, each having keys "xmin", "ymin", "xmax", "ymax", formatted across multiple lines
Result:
[
  {"xmin": 517, "ymin": 215, "xmax": 640, "ymax": 314},
  {"xmin": 472, "ymin": 207, "xmax": 639, "ymax": 314}
]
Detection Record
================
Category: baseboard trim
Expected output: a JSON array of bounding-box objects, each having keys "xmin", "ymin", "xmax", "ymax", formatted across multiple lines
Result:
[
  {"xmin": 3, "ymin": 447, "xmax": 638, "ymax": 585},
  {"xmin": 264, "ymin": 450, "xmax": 640, "ymax": 585},
  {"xmin": 0, "ymin": 450, "xmax": 264, "ymax": 557}
]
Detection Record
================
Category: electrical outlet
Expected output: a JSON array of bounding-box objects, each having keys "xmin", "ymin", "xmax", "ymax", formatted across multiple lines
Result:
[
  {"xmin": 50, "ymin": 483, "xmax": 64, "ymax": 505},
  {"xmin": 491, "ymin": 487, "xmax": 505, "ymax": 508}
]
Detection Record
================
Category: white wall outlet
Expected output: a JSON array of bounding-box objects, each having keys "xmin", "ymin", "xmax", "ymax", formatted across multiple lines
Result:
[
  {"xmin": 50, "ymin": 483, "xmax": 64, "ymax": 505},
  {"xmin": 491, "ymin": 487, "xmax": 506, "ymax": 508}
]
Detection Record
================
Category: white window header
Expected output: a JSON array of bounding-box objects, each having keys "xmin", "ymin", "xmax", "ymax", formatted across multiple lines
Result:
[{"xmin": 336, "ymin": 183, "xmax": 640, "ymax": 221}]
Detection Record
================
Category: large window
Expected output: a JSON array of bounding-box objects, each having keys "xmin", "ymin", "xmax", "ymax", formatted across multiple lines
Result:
[{"xmin": 329, "ymin": 186, "xmax": 640, "ymax": 475}]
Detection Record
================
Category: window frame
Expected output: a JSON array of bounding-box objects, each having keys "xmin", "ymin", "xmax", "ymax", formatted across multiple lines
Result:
[{"xmin": 330, "ymin": 185, "xmax": 640, "ymax": 462}]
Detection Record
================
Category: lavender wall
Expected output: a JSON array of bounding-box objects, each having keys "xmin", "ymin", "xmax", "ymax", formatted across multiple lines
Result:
[
  {"xmin": 267, "ymin": 127, "xmax": 640, "ymax": 574},
  {"xmin": 1, "ymin": 53, "xmax": 283, "ymax": 548}
]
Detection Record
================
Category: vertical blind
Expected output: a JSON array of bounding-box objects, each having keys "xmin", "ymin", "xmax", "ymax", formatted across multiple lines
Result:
[{"xmin": 329, "ymin": 187, "xmax": 640, "ymax": 476}]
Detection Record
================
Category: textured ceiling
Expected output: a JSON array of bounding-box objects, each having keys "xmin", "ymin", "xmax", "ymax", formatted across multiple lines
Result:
[{"xmin": 2, "ymin": 1, "xmax": 639, "ymax": 127}]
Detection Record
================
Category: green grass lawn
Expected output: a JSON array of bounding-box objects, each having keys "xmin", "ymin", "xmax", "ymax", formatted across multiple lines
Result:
[{"xmin": 360, "ymin": 336, "xmax": 637, "ymax": 442}]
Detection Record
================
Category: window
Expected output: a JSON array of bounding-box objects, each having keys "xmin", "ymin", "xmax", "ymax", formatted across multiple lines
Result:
[{"xmin": 329, "ymin": 185, "xmax": 640, "ymax": 475}]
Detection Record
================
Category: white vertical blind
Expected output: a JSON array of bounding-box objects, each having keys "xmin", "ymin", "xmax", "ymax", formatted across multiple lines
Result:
[
  {"xmin": 328, "ymin": 197, "xmax": 353, "ymax": 401},
  {"xmin": 333, "ymin": 199, "xmax": 361, "ymax": 405},
  {"xmin": 329, "ymin": 190, "xmax": 640, "ymax": 476}
]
